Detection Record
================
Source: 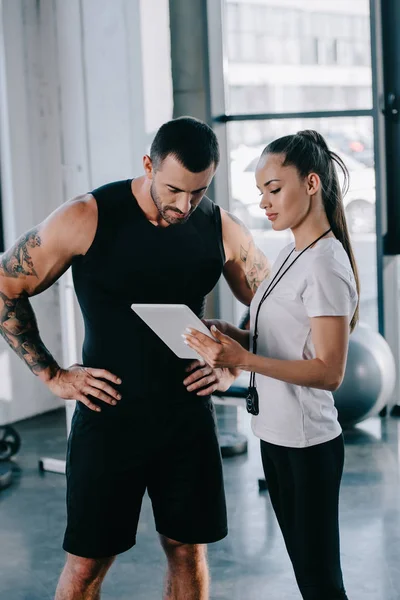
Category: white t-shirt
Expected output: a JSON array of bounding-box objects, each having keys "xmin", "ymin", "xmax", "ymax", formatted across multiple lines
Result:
[{"xmin": 249, "ymin": 237, "xmax": 358, "ymax": 448}]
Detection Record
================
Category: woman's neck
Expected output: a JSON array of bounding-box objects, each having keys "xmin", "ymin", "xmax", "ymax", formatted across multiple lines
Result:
[{"xmin": 291, "ymin": 217, "xmax": 334, "ymax": 251}]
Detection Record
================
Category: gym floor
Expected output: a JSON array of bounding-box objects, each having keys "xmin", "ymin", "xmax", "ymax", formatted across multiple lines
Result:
[{"xmin": 1, "ymin": 406, "xmax": 400, "ymax": 600}]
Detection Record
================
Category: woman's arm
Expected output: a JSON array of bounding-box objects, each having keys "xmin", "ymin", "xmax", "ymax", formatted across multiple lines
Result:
[
  {"xmin": 184, "ymin": 315, "xmax": 349, "ymax": 392},
  {"xmin": 243, "ymin": 315, "xmax": 349, "ymax": 391}
]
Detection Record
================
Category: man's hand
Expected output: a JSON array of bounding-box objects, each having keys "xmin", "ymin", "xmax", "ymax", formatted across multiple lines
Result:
[
  {"xmin": 46, "ymin": 364, "xmax": 122, "ymax": 412},
  {"xmin": 183, "ymin": 360, "xmax": 237, "ymax": 396}
]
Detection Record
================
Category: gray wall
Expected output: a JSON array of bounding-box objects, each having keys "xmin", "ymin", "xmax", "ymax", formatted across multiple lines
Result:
[{"xmin": 0, "ymin": 0, "xmax": 173, "ymax": 424}]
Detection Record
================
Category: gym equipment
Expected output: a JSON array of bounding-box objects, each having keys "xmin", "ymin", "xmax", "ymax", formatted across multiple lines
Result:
[
  {"xmin": 214, "ymin": 373, "xmax": 250, "ymax": 457},
  {"xmin": 334, "ymin": 323, "xmax": 396, "ymax": 427},
  {"xmin": 215, "ymin": 320, "xmax": 396, "ymax": 481},
  {"xmin": 0, "ymin": 425, "xmax": 20, "ymax": 491},
  {"xmin": 255, "ymin": 323, "xmax": 396, "ymax": 490},
  {"xmin": 0, "ymin": 463, "xmax": 13, "ymax": 491},
  {"xmin": 213, "ymin": 310, "xmax": 250, "ymax": 457},
  {"xmin": 258, "ymin": 478, "xmax": 268, "ymax": 492},
  {"xmin": 38, "ymin": 458, "xmax": 66, "ymax": 474},
  {"xmin": 217, "ymin": 318, "xmax": 396, "ymax": 429},
  {"xmin": 0, "ymin": 425, "xmax": 21, "ymax": 461},
  {"xmin": 218, "ymin": 430, "xmax": 248, "ymax": 457}
]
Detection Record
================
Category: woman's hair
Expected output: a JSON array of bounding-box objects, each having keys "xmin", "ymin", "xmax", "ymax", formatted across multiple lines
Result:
[{"xmin": 263, "ymin": 130, "xmax": 360, "ymax": 332}]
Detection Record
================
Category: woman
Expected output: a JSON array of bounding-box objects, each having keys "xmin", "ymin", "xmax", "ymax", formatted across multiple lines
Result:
[{"xmin": 183, "ymin": 130, "xmax": 359, "ymax": 600}]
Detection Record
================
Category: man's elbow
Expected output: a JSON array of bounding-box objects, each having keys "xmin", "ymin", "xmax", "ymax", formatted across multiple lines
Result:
[{"xmin": 0, "ymin": 277, "xmax": 28, "ymax": 301}]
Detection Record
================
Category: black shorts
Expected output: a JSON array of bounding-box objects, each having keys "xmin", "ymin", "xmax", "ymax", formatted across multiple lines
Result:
[{"xmin": 63, "ymin": 399, "xmax": 227, "ymax": 558}]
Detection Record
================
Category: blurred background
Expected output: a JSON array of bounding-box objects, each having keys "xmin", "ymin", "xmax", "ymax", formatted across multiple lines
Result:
[
  {"xmin": 221, "ymin": 0, "xmax": 378, "ymax": 327},
  {"xmin": 1, "ymin": 1, "xmax": 400, "ymax": 599},
  {"xmin": 0, "ymin": 0, "xmax": 395, "ymax": 425}
]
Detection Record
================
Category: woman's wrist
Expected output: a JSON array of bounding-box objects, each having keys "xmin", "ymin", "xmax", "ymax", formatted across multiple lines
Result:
[
  {"xmin": 239, "ymin": 349, "xmax": 254, "ymax": 371},
  {"xmin": 241, "ymin": 353, "xmax": 269, "ymax": 374}
]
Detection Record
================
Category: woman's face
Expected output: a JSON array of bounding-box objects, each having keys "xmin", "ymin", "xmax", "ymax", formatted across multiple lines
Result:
[{"xmin": 255, "ymin": 153, "xmax": 320, "ymax": 231}]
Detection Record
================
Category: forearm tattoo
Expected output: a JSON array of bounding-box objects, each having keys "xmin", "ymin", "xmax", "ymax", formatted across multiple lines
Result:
[
  {"xmin": 0, "ymin": 227, "xmax": 41, "ymax": 278},
  {"xmin": 227, "ymin": 213, "xmax": 270, "ymax": 293},
  {"xmin": 0, "ymin": 290, "xmax": 58, "ymax": 376}
]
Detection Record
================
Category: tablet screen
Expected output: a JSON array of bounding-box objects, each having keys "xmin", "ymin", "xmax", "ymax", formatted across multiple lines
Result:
[{"xmin": 131, "ymin": 303, "xmax": 213, "ymax": 360}]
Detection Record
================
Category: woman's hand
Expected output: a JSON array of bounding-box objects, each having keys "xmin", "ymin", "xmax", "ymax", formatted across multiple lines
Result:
[
  {"xmin": 203, "ymin": 318, "xmax": 250, "ymax": 350},
  {"xmin": 183, "ymin": 325, "xmax": 249, "ymax": 370},
  {"xmin": 202, "ymin": 319, "xmax": 228, "ymax": 334}
]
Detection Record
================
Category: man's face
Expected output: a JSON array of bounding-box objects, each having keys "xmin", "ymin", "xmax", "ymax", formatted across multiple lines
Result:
[{"xmin": 147, "ymin": 155, "xmax": 216, "ymax": 225}]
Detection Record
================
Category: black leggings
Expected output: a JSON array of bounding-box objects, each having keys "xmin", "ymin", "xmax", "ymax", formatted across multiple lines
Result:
[{"xmin": 261, "ymin": 434, "xmax": 348, "ymax": 600}]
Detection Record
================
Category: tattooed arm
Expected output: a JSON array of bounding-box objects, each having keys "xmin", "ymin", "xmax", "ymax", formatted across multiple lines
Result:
[
  {"xmin": 0, "ymin": 196, "xmax": 123, "ymax": 412},
  {"xmin": 220, "ymin": 209, "xmax": 271, "ymax": 305},
  {"xmin": 0, "ymin": 196, "xmax": 95, "ymax": 381},
  {"xmin": 0, "ymin": 289, "xmax": 60, "ymax": 377}
]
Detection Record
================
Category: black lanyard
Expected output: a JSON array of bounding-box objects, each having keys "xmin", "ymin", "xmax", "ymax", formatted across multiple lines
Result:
[{"xmin": 246, "ymin": 228, "xmax": 332, "ymax": 415}]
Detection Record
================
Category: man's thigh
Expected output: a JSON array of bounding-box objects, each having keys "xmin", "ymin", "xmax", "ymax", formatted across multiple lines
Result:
[
  {"xmin": 63, "ymin": 408, "xmax": 147, "ymax": 558},
  {"xmin": 148, "ymin": 399, "xmax": 228, "ymax": 545}
]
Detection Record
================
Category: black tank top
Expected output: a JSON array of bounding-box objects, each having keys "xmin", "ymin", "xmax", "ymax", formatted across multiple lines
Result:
[{"xmin": 72, "ymin": 179, "xmax": 225, "ymax": 415}]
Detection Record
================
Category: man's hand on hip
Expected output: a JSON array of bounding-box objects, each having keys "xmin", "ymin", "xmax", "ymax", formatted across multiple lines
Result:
[
  {"xmin": 46, "ymin": 364, "xmax": 122, "ymax": 412},
  {"xmin": 183, "ymin": 361, "xmax": 237, "ymax": 396}
]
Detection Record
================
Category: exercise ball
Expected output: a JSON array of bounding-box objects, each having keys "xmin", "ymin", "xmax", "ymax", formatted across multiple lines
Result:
[
  {"xmin": 334, "ymin": 323, "xmax": 396, "ymax": 427},
  {"xmin": 238, "ymin": 310, "xmax": 395, "ymax": 427}
]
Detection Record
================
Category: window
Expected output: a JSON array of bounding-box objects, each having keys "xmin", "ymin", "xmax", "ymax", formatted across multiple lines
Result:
[
  {"xmin": 209, "ymin": 0, "xmax": 397, "ymax": 409},
  {"xmin": 240, "ymin": 33, "xmax": 257, "ymax": 61},
  {"xmin": 317, "ymin": 39, "xmax": 337, "ymax": 66},
  {"xmin": 224, "ymin": 1, "xmax": 372, "ymax": 113},
  {"xmin": 227, "ymin": 116, "xmax": 377, "ymax": 329},
  {"xmin": 300, "ymin": 38, "xmax": 318, "ymax": 65}
]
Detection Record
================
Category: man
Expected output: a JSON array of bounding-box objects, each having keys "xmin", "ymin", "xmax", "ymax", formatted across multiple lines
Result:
[{"xmin": 0, "ymin": 117, "xmax": 270, "ymax": 600}]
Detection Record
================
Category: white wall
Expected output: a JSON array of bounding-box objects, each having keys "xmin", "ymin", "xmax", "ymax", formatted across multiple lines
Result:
[{"xmin": 0, "ymin": 0, "xmax": 173, "ymax": 425}]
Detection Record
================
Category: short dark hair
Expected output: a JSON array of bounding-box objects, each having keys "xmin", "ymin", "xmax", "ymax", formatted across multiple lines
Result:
[{"xmin": 150, "ymin": 116, "xmax": 220, "ymax": 172}]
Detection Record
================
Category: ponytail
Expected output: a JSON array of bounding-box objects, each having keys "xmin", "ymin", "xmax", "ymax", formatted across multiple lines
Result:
[{"xmin": 264, "ymin": 130, "xmax": 360, "ymax": 331}]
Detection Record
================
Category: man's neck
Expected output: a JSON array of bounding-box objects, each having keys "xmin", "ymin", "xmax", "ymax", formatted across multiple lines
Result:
[{"xmin": 130, "ymin": 177, "xmax": 169, "ymax": 227}]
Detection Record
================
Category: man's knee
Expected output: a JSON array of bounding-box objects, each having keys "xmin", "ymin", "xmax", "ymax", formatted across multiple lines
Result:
[
  {"xmin": 63, "ymin": 553, "xmax": 115, "ymax": 587},
  {"xmin": 160, "ymin": 536, "xmax": 206, "ymax": 566}
]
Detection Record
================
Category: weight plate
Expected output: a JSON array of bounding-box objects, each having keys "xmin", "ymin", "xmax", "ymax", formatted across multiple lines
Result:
[
  {"xmin": 219, "ymin": 432, "xmax": 248, "ymax": 458},
  {"xmin": 0, "ymin": 426, "xmax": 21, "ymax": 461},
  {"xmin": 0, "ymin": 463, "xmax": 13, "ymax": 490}
]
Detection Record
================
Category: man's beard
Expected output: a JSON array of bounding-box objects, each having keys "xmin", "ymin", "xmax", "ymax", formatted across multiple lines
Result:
[{"xmin": 150, "ymin": 182, "xmax": 196, "ymax": 225}]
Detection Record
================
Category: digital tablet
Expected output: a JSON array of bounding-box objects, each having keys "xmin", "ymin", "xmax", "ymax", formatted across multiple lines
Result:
[{"xmin": 131, "ymin": 303, "xmax": 214, "ymax": 360}]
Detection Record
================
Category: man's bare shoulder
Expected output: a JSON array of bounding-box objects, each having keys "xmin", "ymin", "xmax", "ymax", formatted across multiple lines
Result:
[
  {"xmin": 61, "ymin": 193, "xmax": 97, "ymax": 221},
  {"xmin": 220, "ymin": 207, "xmax": 251, "ymax": 235},
  {"xmin": 219, "ymin": 207, "xmax": 271, "ymax": 295},
  {"xmin": 47, "ymin": 194, "xmax": 98, "ymax": 256},
  {"xmin": 0, "ymin": 194, "xmax": 100, "ymax": 296},
  {"xmin": 219, "ymin": 207, "xmax": 251, "ymax": 261}
]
